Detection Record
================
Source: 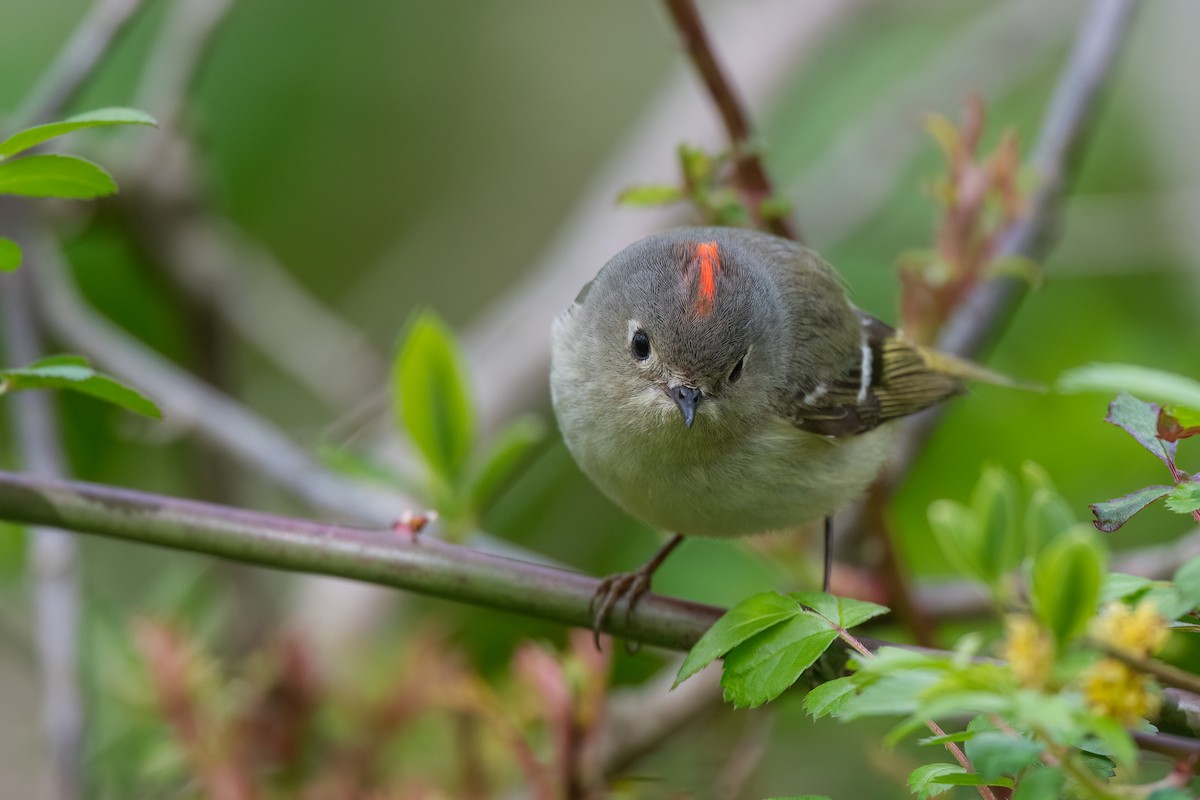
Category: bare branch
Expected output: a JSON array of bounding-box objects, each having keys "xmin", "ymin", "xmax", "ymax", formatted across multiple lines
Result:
[
  {"xmin": 0, "ymin": 469, "xmax": 722, "ymax": 651},
  {"xmin": 1, "ymin": 208, "xmax": 83, "ymax": 800},
  {"xmin": 661, "ymin": 0, "xmax": 800, "ymax": 240}
]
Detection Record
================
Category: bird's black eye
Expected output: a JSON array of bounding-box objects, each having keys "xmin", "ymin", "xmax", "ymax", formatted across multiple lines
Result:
[
  {"xmin": 631, "ymin": 329, "xmax": 651, "ymax": 360},
  {"xmin": 728, "ymin": 355, "xmax": 745, "ymax": 383}
]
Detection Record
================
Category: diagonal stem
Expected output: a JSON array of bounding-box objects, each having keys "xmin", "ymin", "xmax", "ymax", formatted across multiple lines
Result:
[{"xmin": 661, "ymin": 0, "xmax": 802, "ymax": 241}]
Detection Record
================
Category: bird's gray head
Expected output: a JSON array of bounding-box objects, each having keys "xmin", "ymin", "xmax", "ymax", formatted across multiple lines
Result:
[{"xmin": 567, "ymin": 228, "xmax": 787, "ymax": 430}]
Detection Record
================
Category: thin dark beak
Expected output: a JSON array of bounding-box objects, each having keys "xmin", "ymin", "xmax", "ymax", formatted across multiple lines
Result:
[{"xmin": 670, "ymin": 385, "xmax": 702, "ymax": 428}]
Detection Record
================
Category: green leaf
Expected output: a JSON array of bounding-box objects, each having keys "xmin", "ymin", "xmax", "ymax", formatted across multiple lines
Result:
[
  {"xmin": 1090, "ymin": 484, "xmax": 1174, "ymax": 532},
  {"xmin": 674, "ymin": 592, "xmax": 799, "ymax": 687},
  {"xmin": 1031, "ymin": 526, "xmax": 1106, "ymax": 644},
  {"xmin": 1099, "ymin": 572, "xmax": 1152, "ymax": 603},
  {"xmin": 933, "ymin": 772, "xmax": 1010, "ymax": 788},
  {"xmin": 719, "ymin": 612, "xmax": 837, "ymax": 708},
  {"xmin": 789, "ymin": 591, "xmax": 889, "ymax": 630},
  {"xmin": 918, "ymin": 730, "xmax": 976, "ymax": 746},
  {"xmin": 1140, "ymin": 583, "xmax": 1194, "ymax": 620},
  {"xmin": 802, "ymin": 676, "xmax": 857, "ymax": 719},
  {"xmin": 1165, "ymin": 480, "xmax": 1200, "ymax": 515},
  {"xmin": 465, "ymin": 415, "xmax": 545, "ymax": 512},
  {"xmin": 392, "ymin": 310, "xmax": 475, "ymax": 486},
  {"xmin": 1012, "ymin": 767, "xmax": 1063, "ymax": 800},
  {"xmin": 928, "ymin": 499, "xmax": 984, "ymax": 581},
  {"xmin": 1173, "ymin": 556, "xmax": 1200, "ymax": 607},
  {"xmin": 1058, "ymin": 363, "xmax": 1200, "ymax": 409},
  {"xmin": 0, "ymin": 236, "xmax": 20, "ymax": 271},
  {"xmin": 972, "ymin": 465, "xmax": 1022, "ymax": 582},
  {"xmin": 0, "ymin": 154, "xmax": 117, "ymax": 198},
  {"xmin": 1080, "ymin": 713, "xmax": 1136, "ymax": 773},
  {"xmin": 908, "ymin": 763, "xmax": 963, "ymax": 799},
  {"xmin": 0, "ymin": 355, "xmax": 161, "ymax": 418},
  {"xmin": 1104, "ymin": 393, "xmax": 1176, "ymax": 467},
  {"xmin": 1025, "ymin": 488, "xmax": 1076, "ymax": 556},
  {"xmin": 1158, "ymin": 404, "xmax": 1200, "ymax": 441},
  {"xmin": 0, "ymin": 107, "xmax": 156, "ymax": 160},
  {"xmin": 616, "ymin": 184, "xmax": 683, "ymax": 207},
  {"xmin": 964, "ymin": 732, "xmax": 1044, "ymax": 781}
]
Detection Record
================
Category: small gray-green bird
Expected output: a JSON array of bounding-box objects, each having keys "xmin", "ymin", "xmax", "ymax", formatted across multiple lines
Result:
[{"xmin": 550, "ymin": 226, "xmax": 1006, "ymax": 639}]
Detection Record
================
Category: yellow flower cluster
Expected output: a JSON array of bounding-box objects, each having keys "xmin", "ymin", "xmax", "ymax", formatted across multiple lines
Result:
[
  {"xmin": 1090, "ymin": 600, "xmax": 1170, "ymax": 657},
  {"xmin": 1001, "ymin": 614, "xmax": 1054, "ymax": 689},
  {"xmin": 1082, "ymin": 600, "xmax": 1169, "ymax": 726},
  {"xmin": 1080, "ymin": 658, "xmax": 1160, "ymax": 726}
]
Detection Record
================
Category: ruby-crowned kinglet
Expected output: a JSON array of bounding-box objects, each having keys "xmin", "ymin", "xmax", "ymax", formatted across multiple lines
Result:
[{"xmin": 550, "ymin": 226, "xmax": 1005, "ymax": 636}]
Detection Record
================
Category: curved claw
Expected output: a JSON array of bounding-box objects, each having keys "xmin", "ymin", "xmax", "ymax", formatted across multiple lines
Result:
[{"xmin": 589, "ymin": 570, "xmax": 654, "ymax": 652}]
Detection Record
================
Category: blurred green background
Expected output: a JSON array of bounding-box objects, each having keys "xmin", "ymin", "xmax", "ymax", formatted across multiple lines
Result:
[{"xmin": 2, "ymin": 0, "xmax": 1199, "ymax": 796}]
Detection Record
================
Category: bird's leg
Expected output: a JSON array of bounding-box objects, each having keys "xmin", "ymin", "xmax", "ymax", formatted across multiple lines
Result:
[
  {"xmin": 590, "ymin": 533, "xmax": 685, "ymax": 650},
  {"xmin": 823, "ymin": 516, "xmax": 833, "ymax": 594}
]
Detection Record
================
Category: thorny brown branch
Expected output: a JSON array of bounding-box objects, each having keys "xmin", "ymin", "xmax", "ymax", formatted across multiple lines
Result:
[{"xmin": 1, "ymin": 469, "xmax": 1199, "ymax": 761}]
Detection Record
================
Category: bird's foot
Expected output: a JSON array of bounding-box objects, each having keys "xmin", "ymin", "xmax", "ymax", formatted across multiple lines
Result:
[{"xmin": 589, "ymin": 567, "xmax": 656, "ymax": 652}]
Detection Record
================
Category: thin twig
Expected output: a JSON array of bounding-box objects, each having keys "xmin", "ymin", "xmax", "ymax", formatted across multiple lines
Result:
[
  {"xmin": 0, "ymin": 212, "xmax": 84, "ymax": 800},
  {"xmin": 661, "ymin": 0, "xmax": 800, "ymax": 241},
  {"xmin": 1094, "ymin": 643, "xmax": 1200, "ymax": 697},
  {"xmin": 13, "ymin": 0, "xmax": 146, "ymax": 127}
]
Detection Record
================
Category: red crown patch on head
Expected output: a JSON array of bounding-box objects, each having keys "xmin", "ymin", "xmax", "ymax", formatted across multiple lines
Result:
[{"xmin": 693, "ymin": 241, "xmax": 721, "ymax": 315}]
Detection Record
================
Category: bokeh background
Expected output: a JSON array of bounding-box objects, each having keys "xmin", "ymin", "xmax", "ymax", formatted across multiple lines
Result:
[{"xmin": 2, "ymin": 0, "xmax": 1199, "ymax": 796}]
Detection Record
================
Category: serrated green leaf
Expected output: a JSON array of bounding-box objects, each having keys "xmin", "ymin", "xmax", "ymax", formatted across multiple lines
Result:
[
  {"xmin": 1031, "ymin": 526, "xmax": 1106, "ymax": 644},
  {"xmin": 802, "ymin": 676, "xmax": 857, "ymax": 719},
  {"xmin": 964, "ymin": 732, "xmax": 1044, "ymax": 781},
  {"xmin": 1013, "ymin": 766, "xmax": 1062, "ymax": 800},
  {"xmin": 972, "ymin": 465, "xmax": 1022, "ymax": 583},
  {"xmin": 928, "ymin": 499, "xmax": 985, "ymax": 582},
  {"xmin": 789, "ymin": 591, "xmax": 888, "ymax": 630},
  {"xmin": 1105, "ymin": 393, "xmax": 1177, "ymax": 467},
  {"xmin": 719, "ymin": 613, "xmax": 837, "ymax": 708},
  {"xmin": 839, "ymin": 670, "xmax": 941, "ymax": 720},
  {"xmin": 933, "ymin": 772, "xmax": 1011, "ymax": 788},
  {"xmin": 1165, "ymin": 481, "xmax": 1200, "ymax": 515},
  {"xmin": 1158, "ymin": 404, "xmax": 1200, "ymax": 441},
  {"xmin": 0, "ymin": 236, "xmax": 20, "ymax": 271},
  {"xmin": 1090, "ymin": 484, "xmax": 1174, "ymax": 532},
  {"xmin": 908, "ymin": 763, "xmax": 963, "ymax": 799},
  {"xmin": 1080, "ymin": 713, "xmax": 1136, "ymax": 773},
  {"xmin": 466, "ymin": 415, "xmax": 545, "ymax": 513},
  {"xmin": 0, "ymin": 355, "xmax": 161, "ymax": 418},
  {"xmin": 0, "ymin": 154, "xmax": 117, "ymax": 198},
  {"xmin": 1099, "ymin": 572, "xmax": 1152, "ymax": 603},
  {"xmin": 0, "ymin": 107, "xmax": 156, "ymax": 160},
  {"xmin": 616, "ymin": 184, "xmax": 683, "ymax": 207},
  {"xmin": 393, "ymin": 310, "xmax": 475, "ymax": 486},
  {"xmin": 1173, "ymin": 556, "xmax": 1200, "ymax": 607},
  {"xmin": 674, "ymin": 592, "xmax": 798, "ymax": 687},
  {"xmin": 1058, "ymin": 364, "xmax": 1200, "ymax": 409}
]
